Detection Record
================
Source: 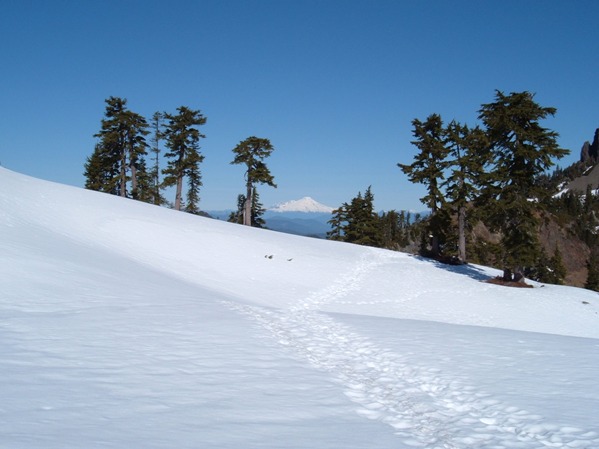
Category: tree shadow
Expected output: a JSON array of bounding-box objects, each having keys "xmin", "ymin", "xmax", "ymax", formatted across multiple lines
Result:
[{"xmin": 409, "ymin": 254, "xmax": 492, "ymax": 282}]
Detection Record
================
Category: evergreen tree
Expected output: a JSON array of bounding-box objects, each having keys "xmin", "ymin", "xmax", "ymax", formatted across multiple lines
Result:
[
  {"xmin": 162, "ymin": 106, "xmax": 206, "ymax": 212},
  {"xmin": 228, "ymin": 190, "xmax": 266, "ymax": 227},
  {"xmin": 84, "ymin": 143, "xmax": 117, "ymax": 193},
  {"xmin": 146, "ymin": 112, "xmax": 167, "ymax": 206},
  {"xmin": 230, "ymin": 136, "xmax": 276, "ymax": 226},
  {"xmin": 327, "ymin": 204, "xmax": 349, "ymax": 241},
  {"xmin": 478, "ymin": 90, "xmax": 568, "ymax": 281},
  {"xmin": 228, "ymin": 194, "xmax": 246, "ymax": 225},
  {"xmin": 399, "ymin": 114, "xmax": 449, "ymax": 257},
  {"xmin": 549, "ymin": 247, "xmax": 567, "ymax": 285},
  {"xmin": 443, "ymin": 121, "xmax": 489, "ymax": 262},
  {"xmin": 585, "ymin": 251, "xmax": 599, "ymax": 292},
  {"xmin": 84, "ymin": 97, "xmax": 149, "ymax": 197},
  {"xmin": 328, "ymin": 188, "xmax": 381, "ymax": 247}
]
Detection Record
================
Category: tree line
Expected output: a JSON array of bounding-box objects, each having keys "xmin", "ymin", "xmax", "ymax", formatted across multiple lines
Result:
[
  {"xmin": 328, "ymin": 90, "xmax": 569, "ymax": 284},
  {"xmin": 84, "ymin": 97, "xmax": 276, "ymax": 225}
]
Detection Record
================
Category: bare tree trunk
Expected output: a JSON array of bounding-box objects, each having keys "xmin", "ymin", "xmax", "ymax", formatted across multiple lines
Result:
[
  {"xmin": 174, "ymin": 176, "xmax": 183, "ymax": 211},
  {"xmin": 243, "ymin": 181, "xmax": 252, "ymax": 226},
  {"xmin": 120, "ymin": 154, "xmax": 127, "ymax": 197},
  {"xmin": 131, "ymin": 164, "xmax": 138, "ymax": 198},
  {"xmin": 457, "ymin": 205, "xmax": 466, "ymax": 263}
]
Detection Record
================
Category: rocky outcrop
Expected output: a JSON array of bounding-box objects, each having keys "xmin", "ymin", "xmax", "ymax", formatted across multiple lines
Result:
[{"xmin": 581, "ymin": 128, "xmax": 599, "ymax": 164}]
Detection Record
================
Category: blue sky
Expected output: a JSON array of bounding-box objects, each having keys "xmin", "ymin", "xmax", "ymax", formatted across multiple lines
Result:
[{"xmin": 1, "ymin": 0, "xmax": 598, "ymax": 212}]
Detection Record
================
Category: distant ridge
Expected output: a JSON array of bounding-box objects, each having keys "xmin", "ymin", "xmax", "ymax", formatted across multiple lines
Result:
[{"xmin": 269, "ymin": 197, "xmax": 334, "ymax": 213}]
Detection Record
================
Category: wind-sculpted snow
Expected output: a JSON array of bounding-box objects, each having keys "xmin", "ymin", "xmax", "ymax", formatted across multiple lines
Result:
[{"xmin": 1, "ymin": 167, "xmax": 599, "ymax": 448}]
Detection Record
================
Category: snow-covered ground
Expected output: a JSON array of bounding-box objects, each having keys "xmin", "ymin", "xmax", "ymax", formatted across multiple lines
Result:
[{"xmin": 1, "ymin": 167, "xmax": 598, "ymax": 449}]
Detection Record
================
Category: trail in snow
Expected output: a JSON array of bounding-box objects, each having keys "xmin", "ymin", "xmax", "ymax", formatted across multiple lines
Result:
[{"xmin": 226, "ymin": 250, "xmax": 599, "ymax": 449}]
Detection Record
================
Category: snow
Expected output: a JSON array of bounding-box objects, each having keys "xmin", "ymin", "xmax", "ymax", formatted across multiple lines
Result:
[
  {"xmin": 269, "ymin": 196, "xmax": 334, "ymax": 213},
  {"xmin": 1, "ymin": 166, "xmax": 599, "ymax": 449}
]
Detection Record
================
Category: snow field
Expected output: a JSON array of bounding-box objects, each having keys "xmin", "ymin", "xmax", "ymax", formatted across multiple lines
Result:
[{"xmin": 1, "ymin": 167, "xmax": 599, "ymax": 448}]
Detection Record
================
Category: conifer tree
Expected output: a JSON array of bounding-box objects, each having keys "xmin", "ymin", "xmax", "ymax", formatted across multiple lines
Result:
[
  {"xmin": 228, "ymin": 194, "xmax": 246, "ymax": 225},
  {"xmin": 585, "ymin": 251, "xmax": 599, "ymax": 291},
  {"xmin": 146, "ymin": 112, "xmax": 167, "ymax": 206},
  {"xmin": 327, "ymin": 204, "xmax": 349, "ymax": 241},
  {"xmin": 329, "ymin": 187, "xmax": 381, "ymax": 247},
  {"xmin": 84, "ymin": 97, "xmax": 149, "ymax": 197},
  {"xmin": 549, "ymin": 247, "xmax": 567, "ymax": 285},
  {"xmin": 399, "ymin": 114, "xmax": 449, "ymax": 257},
  {"xmin": 230, "ymin": 136, "xmax": 276, "ymax": 226},
  {"xmin": 478, "ymin": 90, "xmax": 568, "ymax": 281},
  {"xmin": 228, "ymin": 191, "xmax": 266, "ymax": 227},
  {"xmin": 443, "ymin": 121, "xmax": 489, "ymax": 262},
  {"xmin": 162, "ymin": 106, "xmax": 206, "ymax": 211}
]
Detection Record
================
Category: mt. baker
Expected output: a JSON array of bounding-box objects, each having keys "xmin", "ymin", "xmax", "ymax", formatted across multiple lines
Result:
[
  {"xmin": 269, "ymin": 197, "xmax": 334, "ymax": 214},
  {"xmin": 265, "ymin": 197, "xmax": 334, "ymax": 238}
]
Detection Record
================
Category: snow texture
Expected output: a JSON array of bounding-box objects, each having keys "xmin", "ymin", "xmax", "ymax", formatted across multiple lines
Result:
[{"xmin": 1, "ymin": 167, "xmax": 598, "ymax": 449}]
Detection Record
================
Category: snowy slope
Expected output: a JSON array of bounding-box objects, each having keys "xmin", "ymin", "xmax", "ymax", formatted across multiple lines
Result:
[{"xmin": 1, "ymin": 167, "xmax": 599, "ymax": 449}]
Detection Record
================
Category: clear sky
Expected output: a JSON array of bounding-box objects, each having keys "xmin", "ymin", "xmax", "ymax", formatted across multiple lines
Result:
[{"xmin": 1, "ymin": 0, "xmax": 598, "ymax": 212}]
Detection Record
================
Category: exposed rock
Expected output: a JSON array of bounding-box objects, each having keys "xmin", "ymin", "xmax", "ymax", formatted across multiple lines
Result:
[
  {"xmin": 581, "ymin": 141, "xmax": 592, "ymax": 164},
  {"xmin": 580, "ymin": 128, "xmax": 599, "ymax": 164}
]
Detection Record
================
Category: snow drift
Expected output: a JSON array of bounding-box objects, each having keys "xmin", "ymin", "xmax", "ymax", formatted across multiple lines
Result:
[{"xmin": 1, "ymin": 167, "xmax": 598, "ymax": 449}]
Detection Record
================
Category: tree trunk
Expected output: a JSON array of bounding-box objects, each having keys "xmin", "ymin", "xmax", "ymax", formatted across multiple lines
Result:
[
  {"xmin": 120, "ymin": 155, "xmax": 127, "ymax": 197},
  {"xmin": 243, "ymin": 180, "xmax": 252, "ymax": 226},
  {"xmin": 174, "ymin": 175, "xmax": 183, "ymax": 211},
  {"xmin": 457, "ymin": 205, "xmax": 466, "ymax": 263},
  {"xmin": 131, "ymin": 164, "xmax": 138, "ymax": 198}
]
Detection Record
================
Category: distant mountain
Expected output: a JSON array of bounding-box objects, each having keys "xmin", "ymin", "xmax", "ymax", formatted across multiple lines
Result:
[
  {"xmin": 269, "ymin": 197, "xmax": 334, "ymax": 213},
  {"xmin": 205, "ymin": 197, "xmax": 334, "ymax": 238}
]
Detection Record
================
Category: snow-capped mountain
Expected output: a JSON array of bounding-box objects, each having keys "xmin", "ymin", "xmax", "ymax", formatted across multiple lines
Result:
[
  {"xmin": 1, "ymin": 167, "xmax": 599, "ymax": 448},
  {"xmin": 269, "ymin": 196, "xmax": 334, "ymax": 213}
]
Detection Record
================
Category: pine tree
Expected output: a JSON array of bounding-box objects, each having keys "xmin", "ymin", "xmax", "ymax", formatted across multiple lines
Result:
[
  {"xmin": 330, "ymin": 187, "xmax": 381, "ymax": 247},
  {"xmin": 327, "ymin": 204, "xmax": 349, "ymax": 241},
  {"xmin": 585, "ymin": 251, "xmax": 599, "ymax": 292},
  {"xmin": 84, "ymin": 97, "xmax": 149, "ymax": 197},
  {"xmin": 550, "ymin": 247, "xmax": 567, "ymax": 285},
  {"xmin": 443, "ymin": 121, "xmax": 489, "ymax": 263},
  {"xmin": 228, "ymin": 194, "xmax": 246, "ymax": 225},
  {"xmin": 146, "ymin": 112, "xmax": 167, "ymax": 206},
  {"xmin": 162, "ymin": 106, "xmax": 206, "ymax": 212},
  {"xmin": 228, "ymin": 190, "xmax": 266, "ymax": 227},
  {"xmin": 230, "ymin": 136, "xmax": 276, "ymax": 226},
  {"xmin": 478, "ymin": 90, "xmax": 568, "ymax": 281},
  {"xmin": 399, "ymin": 114, "xmax": 449, "ymax": 257}
]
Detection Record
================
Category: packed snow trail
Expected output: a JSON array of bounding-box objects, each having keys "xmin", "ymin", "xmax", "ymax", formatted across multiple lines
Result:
[{"xmin": 226, "ymin": 250, "xmax": 599, "ymax": 449}]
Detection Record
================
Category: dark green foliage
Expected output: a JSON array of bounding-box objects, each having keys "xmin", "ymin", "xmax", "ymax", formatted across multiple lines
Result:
[
  {"xmin": 145, "ymin": 112, "xmax": 168, "ymax": 206},
  {"xmin": 84, "ymin": 97, "xmax": 149, "ymax": 198},
  {"xmin": 162, "ymin": 106, "xmax": 207, "ymax": 212},
  {"xmin": 228, "ymin": 191, "xmax": 266, "ymax": 228},
  {"xmin": 398, "ymin": 114, "xmax": 449, "ymax": 256},
  {"xmin": 527, "ymin": 246, "xmax": 567, "ymax": 285},
  {"xmin": 443, "ymin": 122, "xmax": 489, "ymax": 262},
  {"xmin": 585, "ymin": 251, "xmax": 599, "ymax": 291},
  {"xmin": 478, "ymin": 90, "xmax": 568, "ymax": 276},
  {"xmin": 327, "ymin": 205, "xmax": 348, "ymax": 241},
  {"xmin": 344, "ymin": 187, "xmax": 381, "ymax": 247},
  {"xmin": 230, "ymin": 136, "xmax": 276, "ymax": 226}
]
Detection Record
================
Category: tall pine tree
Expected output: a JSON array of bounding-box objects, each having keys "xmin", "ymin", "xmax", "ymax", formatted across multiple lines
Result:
[
  {"xmin": 443, "ymin": 121, "xmax": 489, "ymax": 262},
  {"xmin": 162, "ymin": 106, "xmax": 207, "ymax": 212},
  {"xmin": 479, "ymin": 90, "xmax": 568, "ymax": 281},
  {"xmin": 230, "ymin": 136, "xmax": 276, "ymax": 226},
  {"xmin": 84, "ymin": 97, "xmax": 149, "ymax": 198},
  {"xmin": 399, "ymin": 114, "xmax": 449, "ymax": 257}
]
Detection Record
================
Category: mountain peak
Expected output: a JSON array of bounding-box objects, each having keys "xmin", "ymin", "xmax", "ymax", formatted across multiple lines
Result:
[{"xmin": 269, "ymin": 197, "xmax": 334, "ymax": 213}]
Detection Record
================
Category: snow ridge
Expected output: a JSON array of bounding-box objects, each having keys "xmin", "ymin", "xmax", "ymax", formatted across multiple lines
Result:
[
  {"xmin": 269, "ymin": 197, "xmax": 334, "ymax": 213},
  {"xmin": 226, "ymin": 250, "xmax": 599, "ymax": 449}
]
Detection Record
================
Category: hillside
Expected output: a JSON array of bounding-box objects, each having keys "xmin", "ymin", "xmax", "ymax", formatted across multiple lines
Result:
[{"xmin": 1, "ymin": 167, "xmax": 598, "ymax": 449}]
